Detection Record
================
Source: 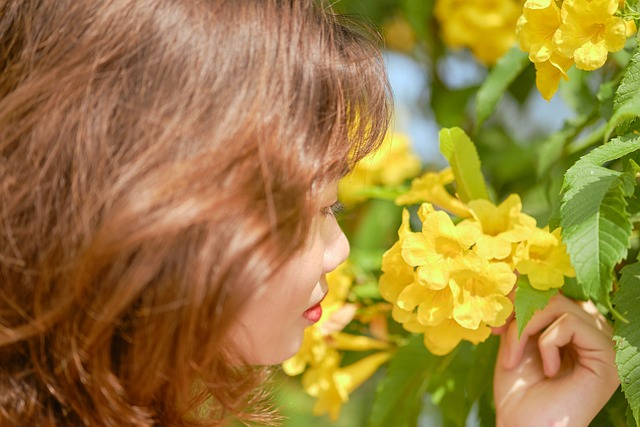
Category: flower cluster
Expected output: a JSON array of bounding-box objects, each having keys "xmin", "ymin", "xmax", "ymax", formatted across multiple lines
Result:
[
  {"xmin": 282, "ymin": 263, "xmax": 391, "ymax": 420},
  {"xmin": 379, "ymin": 171, "xmax": 575, "ymax": 355},
  {"xmin": 517, "ymin": 0, "xmax": 636, "ymax": 100},
  {"xmin": 434, "ymin": 0, "xmax": 523, "ymax": 65}
]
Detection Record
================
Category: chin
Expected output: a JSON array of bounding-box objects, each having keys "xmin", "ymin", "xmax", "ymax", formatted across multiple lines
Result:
[{"xmin": 250, "ymin": 331, "xmax": 306, "ymax": 366}]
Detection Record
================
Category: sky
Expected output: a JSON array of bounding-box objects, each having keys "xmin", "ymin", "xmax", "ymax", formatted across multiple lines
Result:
[{"xmin": 384, "ymin": 50, "xmax": 575, "ymax": 166}]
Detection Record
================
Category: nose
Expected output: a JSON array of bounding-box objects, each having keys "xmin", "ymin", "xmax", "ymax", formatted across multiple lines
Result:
[{"xmin": 322, "ymin": 219, "xmax": 350, "ymax": 273}]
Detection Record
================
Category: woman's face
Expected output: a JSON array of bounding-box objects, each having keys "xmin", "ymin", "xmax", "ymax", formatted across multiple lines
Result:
[{"xmin": 230, "ymin": 184, "xmax": 349, "ymax": 365}]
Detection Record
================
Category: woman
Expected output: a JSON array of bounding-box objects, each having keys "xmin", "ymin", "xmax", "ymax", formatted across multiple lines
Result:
[{"xmin": 0, "ymin": 1, "xmax": 618, "ymax": 425}]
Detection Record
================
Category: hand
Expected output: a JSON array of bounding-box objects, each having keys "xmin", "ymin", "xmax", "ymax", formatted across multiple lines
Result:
[{"xmin": 493, "ymin": 294, "xmax": 620, "ymax": 427}]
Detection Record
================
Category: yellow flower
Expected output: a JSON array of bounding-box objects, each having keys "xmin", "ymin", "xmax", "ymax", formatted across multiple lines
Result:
[
  {"xmin": 379, "ymin": 209, "xmax": 414, "ymax": 311},
  {"xmin": 553, "ymin": 0, "xmax": 628, "ymax": 70},
  {"xmin": 402, "ymin": 205, "xmax": 481, "ymax": 289},
  {"xmin": 339, "ymin": 132, "xmax": 421, "ymax": 205},
  {"xmin": 515, "ymin": 227, "xmax": 575, "ymax": 290},
  {"xmin": 301, "ymin": 350, "xmax": 346, "ymax": 421},
  {"xmin": 302, "ymin": 351, "xmax": 391, "ymax": 421},
  {"xmin": 517, "ymin": 0, "xmax": 562, "ymax": 63},
  {"xmin": 435, "ymin": 0, "xmax": 523, "ymax": 65},
  {"xmin": 396, "ymin": 282, "xmax": 454, "ymax": 326},
  {"xmin": 468, "ymin": 194, "xmax": 536, "ymax": 261},
  {"xmin": 448, "ymin": 253, "xmax": 516, "ymax": 329},
  {"xmin": 379, "ymin": 209, "xmax": 428, "ymax": 326},
  {"xmin": 626, "ymin": 19, "xmax": 637, "ymax": 37},
  {"xmin": 395, "ymin": 168, "xmax": 471, "ymax": 218},
  {"xmin": 383, "ymin": 15, "xmax": 418, "ymax": 52},
  {"xmin": 379, "ymin": 199, "xmax": 524, "ymax": 356},
  {"xmin": 283, "ymin": 262, "xmax": 356, "ymax": 375},
  {"xmin": 329, "ymin": 332, "xmax": 390, "ymax": 352},
  {"xmin": 422, "ymin": 319, "xmax": 492, "ymax": 356},
  {"xmin": 533, "ymin": 53, "xmax": 574, "ymax": 101},
  {"xmin": 283, "ymin": 326, "xmax": 331, "ymax": 376},
  {"xmin": 323, "ymin": 262, "xmax": 352, "ymax": 306}
]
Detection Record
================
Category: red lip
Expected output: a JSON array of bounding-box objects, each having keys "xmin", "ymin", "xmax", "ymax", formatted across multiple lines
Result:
[
  {"xmin": 302, "ymin": 293, "xmax": 327, "ymax": 323},
  {"xmin": 302, "ymin": 303, "xmax": 323, "ymax": 323}
]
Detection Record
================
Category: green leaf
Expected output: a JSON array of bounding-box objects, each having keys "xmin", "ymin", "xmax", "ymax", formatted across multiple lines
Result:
[
  {"xmin": 428, "ymin": 344, "xmax": 473, "ymax": 427},
  {"xmin": 605, "ymin": 95, "xmax": 640, "ymax": 141},
  {"xmin": 351, "ymin": 199, "xmax": 402, "ymax": 253},
  {"xmin": 560, "ymin": 135, "xmax": 640, "ymax": 300},
  {"xmin": 536, "ymin": 128, "xmax": 573, "ymax": 178},
  {"xmin": 514, "ymin": 276, "xmax": 559, "ymax": 338},
  {"xmin": 614, "ymin": 46, "xmax": 640, "ymax": 110},
  {"xmin": 560, "ymin": 276, "xmax": 589, "ymax": 301},
  {"xmin": 561, "ymin": 67, "xmax": 598, "ymax": 117},
  {"xmin": 432, "ymin": 85, "xmax": 478, "ymax": 128},
  {"xmin": 609, "ymin": 46, "xmax": 640, "ymax": 139},
  {"xmin": 369, "ymin": 335, "xmax": 439, "ymax": 427},
  {"xmin": 475, "ymin": 48, "xmax": 530, "ymax": 128},
  {"xmin": 439, "ymin": 127, "xmax": 489, "ymax": 203},
  {"xmin": 466, "ymin": 336, "xmax": 499, "ymax": 402},
  {"xmin": 613, "ymin": 262, "xmax": 640, "ymax": 425}
]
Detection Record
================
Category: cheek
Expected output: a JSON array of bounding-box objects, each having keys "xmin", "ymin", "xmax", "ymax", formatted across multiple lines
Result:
[{"xmin": 228, "ymin": 246, "xmax": 326, "ymax": 365}]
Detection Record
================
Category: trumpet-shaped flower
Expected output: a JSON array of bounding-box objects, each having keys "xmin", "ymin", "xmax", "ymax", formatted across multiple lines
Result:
[
  {"xmin": 534, "ymin": 53, "xmax": 574, "ymax": 101},
  {"xmin": 434, "ymin": 0, "xmax": 520, "ymax": 65},
  {"xmin": 379, "ymin": 210, "xmax": 421, "ymax": 325},
  {"xmin": 468, "ymin": 194, "xmax": 536, "ymax": 260},
  {"xmin": 380, "ymin": 209, "xmax": 414, "ymax": 305},
  {"xmin": 553, "ymin": 0, "xmax": 628, "ymax": 70},
  {"xmin": 448, "ymin": 253, "xmax": 516, "ymax": 329},
  {"xmin": 395, "ymin": 168, "xmax": 471, "ymax": 218},
  {"xmin": 402, "ymin": 206, "xmax": 481, "ymax": 289},
  {"xmin": 396, "ymin": 282, "xmax": 454, "ymax": 326},
  {"xmin": 517, "ymin": 0, "xmax": 562, "ymax": 63},
  {"xmin": 435, "ymin": 0, "xmax": 522, "ymax": 65},
  {"xmin": 339, "ymin": 132, "xmax": 421, "ymax": 205},
  {"xmin": 422, "ymin": 319, "xmax": 492, "ymax": 356},
  {"xmin": 515, "ymin": 227, "xmax": 575, "ymax": 290},
  {"xmin": 285, "ymin": 261, "xmax": 391, "ymax": 420},
  {"xmin": 302, "ymin": 350, "xmax": 391, "ymax": 421}
]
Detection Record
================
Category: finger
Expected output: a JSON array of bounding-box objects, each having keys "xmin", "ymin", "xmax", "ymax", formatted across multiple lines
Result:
[
  {"xmin": 538, "ymin": 311, "xmax": 618, "ymax": 378},
  {"xmin": 491, "ymin": 313, "xmax": 514, "ymax": 336},
  {"xmin": 504, "ymin": 294, "xmax": 597, "ymax": 369},
  {"xmin": 578, "ymin": 300, "xmax": 613, "ymax": 335}
]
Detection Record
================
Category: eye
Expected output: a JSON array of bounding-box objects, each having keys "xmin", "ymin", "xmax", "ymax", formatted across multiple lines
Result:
[{"xmin": 321, "ymin": 201, "xmax": 345, "ymax": 218}]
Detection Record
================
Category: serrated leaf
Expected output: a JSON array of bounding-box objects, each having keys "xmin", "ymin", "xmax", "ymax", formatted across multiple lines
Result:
[
  {"xmin": 605, "ymin": 95, "xmax": 640, "ymax": 141},
  {"xmin": 560, "ymin": 136, "xmax": 640, "ymax": 300},
  {"xmin": 614, "ymin": 46, "xmax": 640, "ymax": 109},
  {"xmin": 560, "ymin": 276, "xmax": 589, "ymax": 301},
  {"xmin": 613, "ymin": 263, "xmax": 640, "ymax": 425},
  {"xmin": 514, "ymin": 276, "xmax": 559, "ymax": 338},
  {"xmin": 369, "ymin": 334, "xmax": 438, "ymax": 427},
  {"xmin": 562, "ymin": 135, "xmax": 640, "ymax": 196},
  {"xmin": 476, "ymin": 48, "xmax": 530, "ymax": 127},
  {"xmin": 439, "ymin": 127, "xmax": 489, "ymax": 203},
  {"xmin": 610, "ymin": 46, "xmax": 640, "ymax": 138}
]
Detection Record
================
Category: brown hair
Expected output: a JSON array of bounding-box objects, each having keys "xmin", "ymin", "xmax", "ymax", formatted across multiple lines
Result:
[{"xmin": 0, "ymin": 0, "xmax": 391, "ymax": 425}]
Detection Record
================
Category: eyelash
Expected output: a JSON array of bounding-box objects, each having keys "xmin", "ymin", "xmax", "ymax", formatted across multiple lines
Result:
[{"xmin": 322, "ymin": 201, "xmax": 345, "ymax": 218}]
